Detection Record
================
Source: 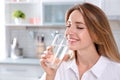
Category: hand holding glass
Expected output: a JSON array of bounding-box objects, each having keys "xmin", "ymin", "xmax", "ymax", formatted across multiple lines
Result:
[{"xmin": 45, "ymin": 34, "xmax": 68, "ymax": 69}]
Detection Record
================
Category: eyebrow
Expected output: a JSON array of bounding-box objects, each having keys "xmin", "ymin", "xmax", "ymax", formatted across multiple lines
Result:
[
  {"xmin": 75, "ymin": 21, "xmax": 85, "ymax": 25},
  {"xmin": 67, "ymin": 21, "xmax": 85, "ymax": 25}
]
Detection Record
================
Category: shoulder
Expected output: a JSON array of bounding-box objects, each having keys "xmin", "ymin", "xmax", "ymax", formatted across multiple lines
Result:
[
  {"xmin": 101, "ymin": 56, "xmax": 120, "ymax": 68},
  {"xmin": 107, "ymin": 61, "xmax": 120, "ymax": 79},
  {"xmin": 108, "ymin": 60, "xmax": 120, "ymax": 70},
  {"xmin": 96, "ymin": 56, "xmax": 120, "ymax": 74},
  {"xmin": 104, "ymin": 57, "xmax": 120, "ymax": 76},
  {"xmin": 104, "ymin": 55, "xmax": 120, "ymax": 68},
  {"xmin": 93, "ymin": 56, "xmax": 120, "ymax": 79}
]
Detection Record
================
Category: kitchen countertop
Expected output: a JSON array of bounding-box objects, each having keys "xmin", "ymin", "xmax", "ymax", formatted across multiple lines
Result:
[{"xmin": 0, "ymin": 58, "xmax": 40, "ymax": 65}]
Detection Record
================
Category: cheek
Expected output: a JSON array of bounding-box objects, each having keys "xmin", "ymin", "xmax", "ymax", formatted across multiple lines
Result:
[
  {"xmin": 82, "ymin": 32, "xmax": 92, "ymax": 42},
  {"xmin": 78, "ymin": 31, "xmax": 93, "ymax": 47}
]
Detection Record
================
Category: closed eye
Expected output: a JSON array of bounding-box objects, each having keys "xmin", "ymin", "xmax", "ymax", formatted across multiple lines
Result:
[
  {"xmin": 76, "ymin": 24, "xmax": 86, "ymax": 29},
  {"xmin": 76, "ymin": 27, "xmax": 84, "ymax": 29}
]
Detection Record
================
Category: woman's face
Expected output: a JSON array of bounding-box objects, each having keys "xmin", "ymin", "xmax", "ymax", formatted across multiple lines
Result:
[{"xmin": 65, "ymin": 10, "xmax": 94, "ymax": 51}]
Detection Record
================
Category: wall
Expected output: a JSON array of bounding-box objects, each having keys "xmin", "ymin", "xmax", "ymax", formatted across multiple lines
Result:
[{"xmin": 8, "ymin": 26, "xmax": 65, "ymax": 58}]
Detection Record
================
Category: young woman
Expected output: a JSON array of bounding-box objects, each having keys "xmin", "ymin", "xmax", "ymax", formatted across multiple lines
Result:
[{"xmin": 40, "ymin": 2, "xmax": 120, "ymax": 80}]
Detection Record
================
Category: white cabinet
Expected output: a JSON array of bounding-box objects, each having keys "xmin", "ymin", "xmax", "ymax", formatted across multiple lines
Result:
[
  {"xmin": 5, "ymin": 0, "xmax": 42, "ymax": 25},
  {"xmin": 103, "ymin": 0, "xmax": 120, "ymax": 20},
  {"xmin": 5, "ymin": 0, "xmax": 84, "ymax": 25},
  {"xmin": 0, "ymin": 58, "xmax": 44, "ymax": 80},
  {"xmin": 41, "ymin": 0, "xmax": 84, "ymax": 25},
  {"xmin": 42, "ymin": 3, "xmax": 73, "ymax": 25},
  {"xmin": 0, "ymin": 61, "xmax": 44, "ymax": 80}
]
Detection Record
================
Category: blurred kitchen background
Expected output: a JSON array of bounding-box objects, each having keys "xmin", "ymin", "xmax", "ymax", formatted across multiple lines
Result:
[{"xmin": 0, "ymin": 0, "xmax": 120, "ymax": 80}]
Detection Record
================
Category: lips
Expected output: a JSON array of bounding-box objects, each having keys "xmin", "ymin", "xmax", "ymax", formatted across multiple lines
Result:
[
  {"xmin": 67, "ymin": 35, "xmax": 79, "ymax": 43},
  {"xmin": 68, "ymin": 38, "xmax": 77, "ymax": 42}
]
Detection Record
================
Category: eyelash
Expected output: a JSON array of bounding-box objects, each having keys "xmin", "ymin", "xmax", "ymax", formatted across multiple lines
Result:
[{"xmin": 76, "ymin": 26, "xmax": 84, "ymax": 29}]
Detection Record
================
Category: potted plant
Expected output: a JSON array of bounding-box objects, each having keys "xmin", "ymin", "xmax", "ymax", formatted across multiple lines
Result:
[{"xmin": 12, "ymin": 10, "xmax": 26, "ymax": 24}]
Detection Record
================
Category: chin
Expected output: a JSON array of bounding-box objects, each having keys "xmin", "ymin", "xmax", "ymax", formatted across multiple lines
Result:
[{"xmin": 68, "ymin": 46, "xmax": 77, "ymax": 51}]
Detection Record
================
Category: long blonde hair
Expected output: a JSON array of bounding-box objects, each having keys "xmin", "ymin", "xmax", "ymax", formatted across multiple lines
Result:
[{"xmin": 65, "ymin": 3, "xmax": 120, "ymax": 62}]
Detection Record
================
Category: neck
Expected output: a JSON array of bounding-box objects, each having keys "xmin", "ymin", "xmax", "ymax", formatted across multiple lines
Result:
[
  {"xmin": 76, "ymin": 46, "xmax": 100, "ymax": 68},
  {"xmin": 76, "ymin": 47, "xmax": 100, "ymax": 78}
]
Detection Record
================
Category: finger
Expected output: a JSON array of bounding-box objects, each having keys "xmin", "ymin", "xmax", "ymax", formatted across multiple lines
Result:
[
  {"xmin": 46, "ymin": 46, "xmax": 54, "ymax": 52},
  {"xmin": 40, "ymin": 58, "xmax": 54, "ymax": 70},
  {"xmin": 41, "ymin": 52, "xmax": 53, "ymax": 59},
  {"xmin": 44, "ymin": 50, "xmax": 53, "ymax": 55},
  {"xmin": 40, "ymin": 58, "xmax": 48, "ymax": 68},
  {"xmin": 40, "ymin": 54, "xmax": 47, "ymax": 59},
  {"xmin": 43, "ymin": 51, "xmax": 50, "ymax": 54}
]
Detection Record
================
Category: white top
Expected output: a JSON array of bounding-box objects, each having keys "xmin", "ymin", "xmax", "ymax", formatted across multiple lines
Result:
[{"xmin": 40, "ymin": 56, "xmax": 120, "ymax": 80}]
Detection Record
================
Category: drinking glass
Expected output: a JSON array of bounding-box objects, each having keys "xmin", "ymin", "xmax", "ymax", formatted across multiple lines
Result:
[{"xmin": 46, "ymin": 34, "xmax": 68, "ymax": 69}]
